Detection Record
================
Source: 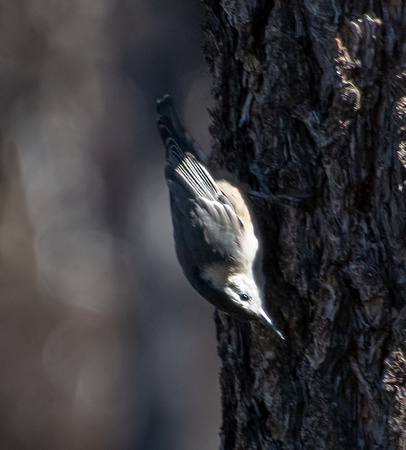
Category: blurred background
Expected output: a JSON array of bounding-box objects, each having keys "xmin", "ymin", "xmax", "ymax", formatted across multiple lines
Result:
[{"xmin": 0, "ymin": 1, "xmax": 220, "ymax": 449}]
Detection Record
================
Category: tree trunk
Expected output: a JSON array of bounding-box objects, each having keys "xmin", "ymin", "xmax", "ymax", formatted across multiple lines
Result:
[{"xmin": 202, "ymin": 1, "xmax": 406, "ymax": 448}]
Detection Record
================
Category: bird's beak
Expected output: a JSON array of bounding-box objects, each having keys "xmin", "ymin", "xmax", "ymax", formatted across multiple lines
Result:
[{"xmin": 259, "ymin": 309, "xmax": 285, "ymax": 340}]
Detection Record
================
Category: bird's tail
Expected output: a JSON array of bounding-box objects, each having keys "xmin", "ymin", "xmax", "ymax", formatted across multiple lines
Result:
[
  {"xmin": 156, "ymin": 94, "xmax": 208, "ymax": 164},
  {"xmin": 156, "ymin": 95, "xmax": 188, "ymax": 157},
  {"xmin": 157, "ymin": 95, "xmax": 219, "ymax": 201}
]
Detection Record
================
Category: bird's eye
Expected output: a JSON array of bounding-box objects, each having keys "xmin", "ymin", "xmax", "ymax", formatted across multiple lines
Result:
[{"xmin": 239, "ymin": 293, "xmax": 250, "ymax": 301}]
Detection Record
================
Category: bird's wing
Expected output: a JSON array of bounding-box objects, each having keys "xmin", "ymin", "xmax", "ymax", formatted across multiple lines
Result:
[
  {"xmin": 166, "ymin": 147, "xmax": 220, "ymax": 202},
  {"xmin": 166, "ymin": 153, "xmax": 246, "ymax": 263},
  {"xmin": 157, "ymin": 94, "xmax": 246, "ymax": 263}
]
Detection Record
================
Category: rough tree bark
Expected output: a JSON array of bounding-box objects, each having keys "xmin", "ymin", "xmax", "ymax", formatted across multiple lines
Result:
[{"xmin": 201, "ymin": 1, "xmax": 406, "ymax": 448}]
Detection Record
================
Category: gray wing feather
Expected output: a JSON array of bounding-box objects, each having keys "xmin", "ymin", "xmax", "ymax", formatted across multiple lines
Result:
[
  {"xmin": 169, "ymin": 164, "xmax": 244, "ymax": 264},
  {"xmin": 157, "ymin": 95, "xmax": 245, "ymax": 267}
]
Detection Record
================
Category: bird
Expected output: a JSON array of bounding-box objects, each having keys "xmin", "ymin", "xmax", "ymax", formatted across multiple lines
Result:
[{"xmin": 156, "ymin": 94, "xmax": 284, "ymax": 339}]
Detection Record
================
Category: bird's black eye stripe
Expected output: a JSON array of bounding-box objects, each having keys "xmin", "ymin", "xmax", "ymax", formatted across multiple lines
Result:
[{"xmin": 240, "ymin": 293, "xmax": 250, "ymax": 301}]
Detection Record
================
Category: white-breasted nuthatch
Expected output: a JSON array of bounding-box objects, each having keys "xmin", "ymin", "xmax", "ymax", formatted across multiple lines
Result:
[{"xmin": 157, "ymin": 95, "xmax": 284, "ymax": 339}]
